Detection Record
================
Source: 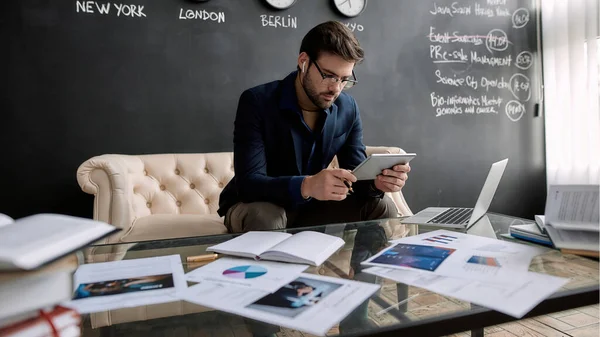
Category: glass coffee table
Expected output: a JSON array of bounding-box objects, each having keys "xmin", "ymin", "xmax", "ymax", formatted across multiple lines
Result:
[{"xmin": 81, "ymin": 213, "xmax": 599, "ymax": 337}]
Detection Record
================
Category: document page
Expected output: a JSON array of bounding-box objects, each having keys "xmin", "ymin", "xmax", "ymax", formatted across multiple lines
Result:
[
  {"xmin": 545, "ymin": 226, "xmax": 600, "ymax": 251},
  {"xmin": 183, "ymin": 273, "xmax": 379, "ymax": 336},
  {"xmin": 63, "ymin": 255, "xmax": 186, "ymax": 313},
  {"xmin": 364, "ymin": 266, "xmax": 568, "ymax": 318},
  {"xmin": 185, "ymin": 257, "xmax": 308, "ymax": 292},
  {"xmin": 363, "ymin": 230, "xmax": 547, "ymax": 282},
  {"xmin": 207, "ymin": 231, "xmax": 292, "ymax": 258},
  {"xmin": 262, "ymin": 231, "xmax": 344, "ymax": 266},
  {"xmin": 545, "ymin": 185, "xmax": 599, "ymax": 230}
]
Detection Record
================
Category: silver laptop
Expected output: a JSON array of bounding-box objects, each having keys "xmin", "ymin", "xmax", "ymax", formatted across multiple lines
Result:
[{"xmin": 403, "ymin": 159, "xmax": 508, "ymax": 230}]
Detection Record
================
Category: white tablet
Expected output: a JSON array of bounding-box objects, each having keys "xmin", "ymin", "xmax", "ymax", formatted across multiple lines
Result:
[{"xmin": 352, "ymin": 153, "xmax": 416, "ymax": 180}]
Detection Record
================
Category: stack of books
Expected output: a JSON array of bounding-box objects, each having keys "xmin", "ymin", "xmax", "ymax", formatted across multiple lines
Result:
[
  {"xmin": 0, "ymin": 213, "xmax": 118, "ymax": 336},
  {"xmin": 511, "ymin": 185, "xmax": 599, "ymax": 257},
  {"xmin": 509, "ymin": 218, "xmax": 553, "ymax": 247}
]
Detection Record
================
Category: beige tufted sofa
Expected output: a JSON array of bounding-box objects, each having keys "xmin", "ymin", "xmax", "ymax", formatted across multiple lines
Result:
[{"xmin": 77, "ymin": 146, "xmax": 413, "ymax": 244}]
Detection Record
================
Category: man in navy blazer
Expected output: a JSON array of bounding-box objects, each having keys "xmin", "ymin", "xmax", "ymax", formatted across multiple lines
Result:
[{"xmin": 218, "ymin": 21, "xmax": 411, "ymax": 232}]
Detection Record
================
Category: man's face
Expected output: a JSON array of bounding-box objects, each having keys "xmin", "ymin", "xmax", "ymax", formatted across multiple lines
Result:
[{"xmin": 301, "ymin": 52, "xmax": 355, "ymax": 110}]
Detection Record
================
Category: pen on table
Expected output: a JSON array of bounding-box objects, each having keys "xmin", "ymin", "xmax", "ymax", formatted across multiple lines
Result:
[
  {"xmin": 186, "ymin": 253, "xmax": 219, "ymax": 263},
  {"xmin": 376, "ymin": 293, "xmax": 421, "ymax": 316}
]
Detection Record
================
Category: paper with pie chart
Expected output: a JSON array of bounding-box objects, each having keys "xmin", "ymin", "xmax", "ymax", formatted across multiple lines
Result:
[{"xmin": 185, "ymin": 257, "xmax": 308, "ymax": 292}]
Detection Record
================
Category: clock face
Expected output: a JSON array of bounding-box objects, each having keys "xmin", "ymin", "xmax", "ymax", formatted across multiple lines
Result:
[
  {"xmin": 334, "ymin": 0, "xmax": 367, "ymax": 17},
  {"xmin": 265, "ymin": 0, "xmax": 297, "ymax": 10}
]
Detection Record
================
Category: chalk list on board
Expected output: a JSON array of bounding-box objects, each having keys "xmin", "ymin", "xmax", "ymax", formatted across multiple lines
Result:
[{"xmin": 427, "ymin": 0, "xmax": 532, "ymax": 122}]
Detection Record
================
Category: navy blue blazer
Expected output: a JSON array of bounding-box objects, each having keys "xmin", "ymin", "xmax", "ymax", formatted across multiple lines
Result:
[{"xmin": 218, "ymin": 71, "xmax": 381, "ymax": 217}]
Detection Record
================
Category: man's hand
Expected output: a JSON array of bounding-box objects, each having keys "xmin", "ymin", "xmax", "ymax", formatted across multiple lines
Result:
[
  {"xmin": 302, "ymin": 169, "xmax": 357, "ymax": 201},
  {"xmin": 374, "ymin": 164, "xmax": 410, "ymax": 193}
]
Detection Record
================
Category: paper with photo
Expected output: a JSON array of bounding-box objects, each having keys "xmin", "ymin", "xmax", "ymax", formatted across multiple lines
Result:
[
  {"xmin": 364, "ymin": 266, "xmax": 569, "ymax": 318},
  {"xmin": 182, "ymin": 273, "xmax": 380, "ymax": 336},
  {"xmin": 362, "ymin": 230, "xmax": 547, "ymax": 282},
  {"xmin": 185, "ymin": 257, "xmax": 308, "ymax": 292},
  {"xmin": 63, "ymin": 255, "xmax": 186, "ymax": 313}
]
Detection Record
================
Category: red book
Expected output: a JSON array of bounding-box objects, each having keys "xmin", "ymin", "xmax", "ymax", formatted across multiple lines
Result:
[{"xmin": 0, "ymin": 306, "xmax": 80, "ymax": 337}]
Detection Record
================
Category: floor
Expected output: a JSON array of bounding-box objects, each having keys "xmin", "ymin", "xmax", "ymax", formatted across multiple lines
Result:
[{"xmin": 444, "ymin": 306, "xmax": 599, "ymax": 337}]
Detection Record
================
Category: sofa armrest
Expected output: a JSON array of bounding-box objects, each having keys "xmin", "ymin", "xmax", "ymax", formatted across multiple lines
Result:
[{"xmin": 77, "ymin": 155, "xmax": 135, "ymax": 244}]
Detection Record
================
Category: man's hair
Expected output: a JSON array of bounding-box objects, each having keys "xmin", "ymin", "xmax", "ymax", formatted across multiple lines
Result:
[{"xmin": 299, "ymin": 21, "xmax": 364, "ymax": 65}]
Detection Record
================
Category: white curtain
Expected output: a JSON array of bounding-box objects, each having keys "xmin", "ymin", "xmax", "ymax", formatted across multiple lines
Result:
[{"xmin": 542, "ymin": 0, "xmax": 600, "ymax": 185}]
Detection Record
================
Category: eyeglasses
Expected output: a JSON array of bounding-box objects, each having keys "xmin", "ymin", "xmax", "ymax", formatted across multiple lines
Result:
[{"xmin": 312, "ymin": 61, "xmax": 358, "ymax": 90}]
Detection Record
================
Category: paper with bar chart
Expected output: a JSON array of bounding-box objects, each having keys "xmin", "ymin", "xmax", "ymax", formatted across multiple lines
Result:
[
  {"xmin": 363, "ymin": 229, "xmax": 547, "ymax": 282},
  {"xmin": 185, "ymin": 257, "xmax": 308, "ymax": 293}
]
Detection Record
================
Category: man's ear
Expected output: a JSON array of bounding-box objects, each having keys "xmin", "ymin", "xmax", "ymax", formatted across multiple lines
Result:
[{"xmin": 297, "ymin": 52, "xmax": 309, "ymax": 72}]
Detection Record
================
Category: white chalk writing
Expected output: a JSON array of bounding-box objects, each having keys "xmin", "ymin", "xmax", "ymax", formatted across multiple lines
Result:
[
  {"xmin": 471, "ymin": 51, "xmax": 512, "ymax": 67},
  {"xmin": 179, "ymin": 9, "xmax": 225, "ymax": 23},
  {"xmin": 430, "ymin": 92, "xmax": 503, "ymax": 117},
  {"xmin": 430, "ymin": 46, "xmax": 469, "ymax": 63},
  {"xmin": 434, "ymin": 70, "xmax": 514, "ymax": 93},
  {"xmin": 505, "ymin": 100, "xmax": 526, "ymax": 121},
  {"xmin": 430, "ymin": 46, "xmax": 513, "ymax": 67},
  {"xmin": 75, "ymin": 1, "xmax": 146, "ymax": 17},
  {"xmin": 429, "ymin": 27, "xmax": 484, "ymax": 46},
  {"xmin": 515, "ymin": 51, "xmax": 533, "ymax": 70},
  {"xmin": 508, "ymin": 73, "xmax": 531, "ymax": 101},
  {"xmin": 260, "ymin": 14, "xmax": 297, "ymax": 29},
  {"xmin": 495, "ymin": 6, "xmax": 510, "ymax": 16},
  {"xmin": 473, "ymin": 2, "xmax": 510, "ymax": 17},
  {"xmin": 344, "ymin": 22, "xmax": 364, "ymax": 32},
  {"xmin": 485, "ymin": 29, "xmax": 509, "ymax": 53},
  {"xmin": 475, "ymin": 3, "xmax": 494, "ymax": 17},
  {"xmin": 512, "ymin": 8, "xmax": 530, "ymax": 28},
  {"xmin": 430, "ymin": 2, "xmax": 472, "ymax": 16}
]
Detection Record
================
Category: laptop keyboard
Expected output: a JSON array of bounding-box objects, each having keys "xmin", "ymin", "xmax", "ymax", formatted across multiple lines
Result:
[{"xmin": 427, "ymin": 208, "xmax": 473, "ymax": 225}]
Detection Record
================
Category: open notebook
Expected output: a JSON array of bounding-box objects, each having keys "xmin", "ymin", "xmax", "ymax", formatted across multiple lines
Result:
[
  {"xmin": 207, "ymin": 231, "xmax": 345, "ymax": 266},
  {"xmin": 0, "ymin": 213, "xmax": 118, "ymax": 271}
]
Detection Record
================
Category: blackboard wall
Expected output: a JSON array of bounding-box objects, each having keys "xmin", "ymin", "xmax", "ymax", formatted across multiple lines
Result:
[{"xmin": 0, "ymin": 0, "xmax": 546, "ymax": 220}]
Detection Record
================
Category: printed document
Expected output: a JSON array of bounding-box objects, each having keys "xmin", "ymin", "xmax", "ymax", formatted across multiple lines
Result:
[
  {"xmin": 183, "ymin": 273, "xmax": 379, "ymax": 336},
  {"xmin": 362, "ymin": 230, "xmax": 546, "ymax": 282},
  {"xmin": 63, "ymin": 255, "xmax": 186, "ymax": 313},
  {"xmin": 364, "ymin": 266, "xmax": 568, "ymax": 318},
  {"xmin": 185, "ymin": 257, "xmax": 308, "ymax": 292}
]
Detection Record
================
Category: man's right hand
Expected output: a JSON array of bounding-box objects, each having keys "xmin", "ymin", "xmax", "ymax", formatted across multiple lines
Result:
[{"xmin": 301, "ymin": 169, "xmax": 357, "ymax": 201}]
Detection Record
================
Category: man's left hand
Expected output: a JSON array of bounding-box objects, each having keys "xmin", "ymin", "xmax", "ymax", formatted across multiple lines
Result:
[{"xmin": 374, "ymin": 164, "xmax": 410, "ymax": 193}]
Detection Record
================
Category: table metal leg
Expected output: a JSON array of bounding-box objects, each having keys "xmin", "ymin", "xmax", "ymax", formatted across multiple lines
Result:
[
  {"xmin": 396, "ymin": 283, "xmax": 409, "ymax": 313},
  {"xmin": 471, "ymin": 327, "xmax": 485, "ymax": 337}
]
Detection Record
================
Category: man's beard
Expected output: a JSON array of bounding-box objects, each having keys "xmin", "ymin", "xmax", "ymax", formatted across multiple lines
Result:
[{"xmin": 302, "ymin": 72, "xmax": 337, "ymax": 110}]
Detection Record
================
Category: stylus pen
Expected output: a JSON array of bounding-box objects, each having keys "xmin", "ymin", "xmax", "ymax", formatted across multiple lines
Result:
[
  {"xmin": 376, "ymin": 293, "xmax": 421, "ymax": 316},
  {"xmin": 341, "ymin": 179, "xmax": 354, "ymax": 194}
]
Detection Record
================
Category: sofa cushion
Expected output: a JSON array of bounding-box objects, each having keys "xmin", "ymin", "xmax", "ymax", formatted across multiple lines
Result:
[{"xmin": 122, "ymin": 214, "xmax": 227, "ymax": 242}]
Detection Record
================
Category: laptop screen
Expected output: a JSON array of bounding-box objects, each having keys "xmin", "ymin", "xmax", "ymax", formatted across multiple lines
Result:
[{"xmin": 468, "ymin": 159, "xmax": 509, "ymax": 227}]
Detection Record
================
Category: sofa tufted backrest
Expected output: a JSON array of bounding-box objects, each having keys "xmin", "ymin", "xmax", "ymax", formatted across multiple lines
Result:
[
  {"xmin": 77, "ymin": 146, "xmax": 411, "ymax": 225},
  {"xmin": 127, "ymin": 153, "xmax": 234, "ymax": 217}
]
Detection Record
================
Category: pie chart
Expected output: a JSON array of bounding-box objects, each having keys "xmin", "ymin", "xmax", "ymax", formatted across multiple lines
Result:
[{"xmin": 222, "ymin": 265, "xmax": 267, "ymax": 279}]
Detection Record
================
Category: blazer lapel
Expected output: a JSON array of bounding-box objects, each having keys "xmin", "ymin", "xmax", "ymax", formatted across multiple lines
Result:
[
  {"xmin": 321, "ymin": 104, "xmax": 338, "ymax": 161},
  {"xmin": 290, "ymin": 127, "xmax": 303, "ymax": 174}
]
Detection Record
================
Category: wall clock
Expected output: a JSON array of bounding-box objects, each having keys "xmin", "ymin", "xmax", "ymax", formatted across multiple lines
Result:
[
  {"xmin": 333, "ymin": 0, "xmax": 367, "ymax": 18},
  {"xmin": 264, "ymin": 0, "xmax": 298, "ymax": 10}
]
